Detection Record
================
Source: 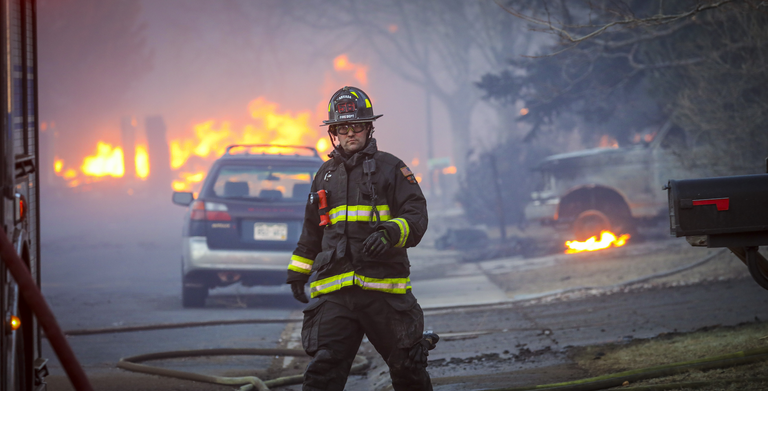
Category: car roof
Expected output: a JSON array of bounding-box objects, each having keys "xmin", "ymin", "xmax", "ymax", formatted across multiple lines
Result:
[{"xmin": 218, "ymin": 144, "xmax": 323, "ymax": 164}]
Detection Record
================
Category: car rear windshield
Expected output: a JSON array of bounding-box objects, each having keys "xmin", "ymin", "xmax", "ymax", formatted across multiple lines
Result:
[{"xmin": 211, "ymin": 164, "xmax": 317, "ymax": 202}]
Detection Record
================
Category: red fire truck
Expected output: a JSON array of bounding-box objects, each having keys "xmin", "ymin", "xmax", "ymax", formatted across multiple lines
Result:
[{"xmin": 0, "ymin": 0, "xmax": 45, "ymax": 391}]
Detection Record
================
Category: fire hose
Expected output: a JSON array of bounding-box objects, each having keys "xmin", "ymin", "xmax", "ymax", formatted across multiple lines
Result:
[
  {"xmin": 116, "ymin": 348, "xmax": 369, "ymax": 391},
  {"xmin": 0, "ymin": 228, "xmax": 93, "ymax": 390}
]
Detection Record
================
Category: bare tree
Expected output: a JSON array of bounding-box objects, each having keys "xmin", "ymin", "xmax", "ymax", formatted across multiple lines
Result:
[
  {"xmin": 278, "ymin": 0, "xmax": 533, "ymax": 174},
  {"xmin": 484, "ymin": 0, "xmax": 768, "ymax": 174}
]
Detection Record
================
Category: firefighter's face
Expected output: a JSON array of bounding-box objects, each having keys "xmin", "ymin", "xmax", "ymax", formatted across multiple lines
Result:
[{"xmin": 335, "ymin": 123, "xmax": 370, "ymax": 154}]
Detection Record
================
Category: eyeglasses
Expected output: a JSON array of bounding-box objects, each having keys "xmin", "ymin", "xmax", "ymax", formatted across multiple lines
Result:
[{"xmin": 333, "ymin": 123, "xmax": 367, "ymax": 135}]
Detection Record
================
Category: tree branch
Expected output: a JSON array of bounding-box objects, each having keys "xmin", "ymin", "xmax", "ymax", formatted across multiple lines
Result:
[{"xmin": 494, "ymin": 0, "xmax": 736, "ymax": 45}]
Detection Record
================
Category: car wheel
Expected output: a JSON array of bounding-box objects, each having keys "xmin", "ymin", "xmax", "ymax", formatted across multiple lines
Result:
[
  {"xmin": 182, "ymin": 284, "xmax": 208, "ymax": 308},
  {"xmin": 181, "ymin": 261, "xmax": 208, "ymax": 308},
  {"xmin": 572, "ymin": 209, "xmax": 612, "ymax": 241}
]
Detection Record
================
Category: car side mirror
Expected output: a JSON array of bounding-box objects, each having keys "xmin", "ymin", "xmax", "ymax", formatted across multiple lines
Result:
[{"xmin": 172, "ymin": 191, "xmax": 194, "ymax": 206}]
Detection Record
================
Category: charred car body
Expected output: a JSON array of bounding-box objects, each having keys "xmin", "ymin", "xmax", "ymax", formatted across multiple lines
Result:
[
  {"xmin": 172, "ymin": 145, "xmax": 323, "ymax": 307},
  {"xmin": 525, "ymin": 124, "xmax": 701, "ymax": 240}
]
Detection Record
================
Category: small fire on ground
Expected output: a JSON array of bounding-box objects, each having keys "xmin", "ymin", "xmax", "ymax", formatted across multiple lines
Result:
[{"xmin": 565, "ymin": 230, "xmax": 630, "ymax": 254}]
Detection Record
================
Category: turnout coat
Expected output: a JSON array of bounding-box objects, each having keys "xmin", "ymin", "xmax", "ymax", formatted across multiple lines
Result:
[{"xmin": 286, "ymin": 139, "xmax": 428, "ymax": 298}]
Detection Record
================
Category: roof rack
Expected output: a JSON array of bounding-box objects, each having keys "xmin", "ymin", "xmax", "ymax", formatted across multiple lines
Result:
[{"xmin": 225, "ymin": 144, "xmax": 320, "ymax": 158}]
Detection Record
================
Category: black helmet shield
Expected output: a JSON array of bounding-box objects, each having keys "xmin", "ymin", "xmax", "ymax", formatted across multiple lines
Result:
[{"xmin": 321, "ymin": 86, "xmax": 383, "ymax": 126}]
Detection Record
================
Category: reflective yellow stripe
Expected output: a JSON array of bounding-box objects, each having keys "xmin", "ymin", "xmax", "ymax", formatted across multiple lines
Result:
[
  {"xmin": 288, "ymin": 255, "xmax": 313, "ymax": 275},
  {"xmin": 390, "ymin": 218, "xmax": 409, "ymax": 247},
  {"xmin": 310, "ymin": 271, "xmax": 356, "ymax": 296},
  {"xmin": 355, "ymin": 274, "xmax": 410, "ymax": 291},
  {"xmin": 310, "ymin": 271, "xmax": 411, "ymax": 297},
  {"xmin": 365, "ymin": 99, "xmax": 371, "ymax": 108},
  {"xmin": 328, "ymin": 205, "xmax": 391, "ymax": 224},
  {"xmin": 329, "ymin": 205, "xmax": 347, "ymax": 224}
]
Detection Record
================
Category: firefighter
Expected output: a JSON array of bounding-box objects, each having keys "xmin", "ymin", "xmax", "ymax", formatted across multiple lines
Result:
[{"xmin": 286, "ymin": 86, "xmax": 437, "ymax": 391}]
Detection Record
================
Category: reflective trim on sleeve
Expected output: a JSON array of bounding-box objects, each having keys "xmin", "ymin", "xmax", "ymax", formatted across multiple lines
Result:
[
  {"xmin": 288, "ymin": 255, "xmax": 314, "ymax": 275},
  {"xmin": 310, "ymin": 271, "xmax": 412, "ymax": 297},
  {"xmin": 389, "ymin": 218, "xmax": 410, "ymax": 248}
]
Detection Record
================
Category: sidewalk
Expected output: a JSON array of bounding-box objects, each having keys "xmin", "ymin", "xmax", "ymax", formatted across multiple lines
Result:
[{"xmin": 411, "ymin": 237, "xmax": 749, "ymax": 309}]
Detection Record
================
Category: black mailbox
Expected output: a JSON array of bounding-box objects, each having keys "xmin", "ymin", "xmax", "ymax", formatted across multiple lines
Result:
[
  {"xmin": 666, "ymin": 169, "xmax": 768, "ymax": 292},
  {"xmin": 666, "ymin": 174, "xmax": 768, "ymax": 248}
]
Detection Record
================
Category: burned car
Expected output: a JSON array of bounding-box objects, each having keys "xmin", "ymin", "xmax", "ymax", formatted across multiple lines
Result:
[
  {"xmin": 172, "ymin": 144, "xmax": 323, "ymax": 307},
  {"xmin": 525, "ymin": 124, "xmax": 700, "ymax": 240}
]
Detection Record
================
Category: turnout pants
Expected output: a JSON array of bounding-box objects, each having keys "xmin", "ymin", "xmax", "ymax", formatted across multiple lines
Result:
[{"xmin": 301, "ymin": 287, "xmax": 433, "ymax": 391}]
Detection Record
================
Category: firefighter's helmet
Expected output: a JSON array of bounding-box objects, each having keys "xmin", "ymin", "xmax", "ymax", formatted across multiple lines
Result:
[{"xmin": 321, "ymin": 86, "xmax": 383, "ymax": 126}]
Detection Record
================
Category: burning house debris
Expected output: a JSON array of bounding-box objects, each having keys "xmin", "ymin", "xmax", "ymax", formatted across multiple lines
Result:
[{"xmin": 47, "ymin": 97, "xmax": 334, "ymax": 194}]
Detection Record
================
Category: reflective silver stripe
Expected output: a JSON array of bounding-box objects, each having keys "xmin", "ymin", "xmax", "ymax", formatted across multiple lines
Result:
[
  {"xmin": 329, "ymin": 205, "xmax": 347, "ymax": 224},
  {"xmin": 354, "ymin": 274, "xmax": 411, "ymax": 291},
  {"xmin": 310, "ymin": 271, "xmax": 412, "ymax": 297},
  {"xmin": 310, "ymin": 271, "xmax": 355, "ymax": 294},
  {"xmin": 390, "ymin": 218, "xmax": 409, "ymax": 247},
  {"xmin": 288, "ymin": 260, "xmax": 312, "ymax": 274},
  {"xmin": 288, "ymin": 255, "xmax": 314, "ymax": 275},
  {"xmin": 328, "ymin": 205, "xmax": 391, "ymax": 223}
]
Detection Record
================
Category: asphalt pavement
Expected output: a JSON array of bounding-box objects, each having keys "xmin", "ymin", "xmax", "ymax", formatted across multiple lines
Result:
[{"xmin": 38, "ymin": 192, "xmax": 768, "ymax": 390}]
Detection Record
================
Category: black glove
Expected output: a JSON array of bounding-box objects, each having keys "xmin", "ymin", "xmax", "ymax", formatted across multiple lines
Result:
[
  {"xmin": 406, "ymin": 331, "xmax": 439, "ymax": 369},
  {"xmin": 362, "ymin": 230, "xmax": 391, "ymax": 258},
  {"xmin": 291, "ymin": 281, "xmax": 309, "ymax": 303}
]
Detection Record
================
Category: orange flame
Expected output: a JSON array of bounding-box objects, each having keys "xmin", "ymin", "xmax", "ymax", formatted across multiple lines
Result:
[
  {"xmin": 316, "ymin": 137, "xmax": 331, "ymax": 154},
  {"xmin": 135, "ymin": 143, "xmax": 150, "ymax": 180},
  {"xmin": 442, "ymin": 166, "xmax": 457, "ymax": 175},
  {"xmin": 54, "ymin": 53, "xmax": 370, "ymax": 191},
  {"xmin": 172, "ymin": 171, "xmax": 206, "ymax": 193},
  {"xmin": 598, "ymin": 135, "xmax": 619, "ymax": 148},
  {"xmin": 81, "ymin": 141, "xmax": 125, "ymax": 178},
  {"xmin": 333, "ymin": 54, "xmax": 368, "ymax": 85},
  {"xmin": 565, "ymin": 230, "xmax": 630, "ymax": 254},
  {"xmin": 169, "ymin": 97, "xmax": 325, "ymax": 192}
]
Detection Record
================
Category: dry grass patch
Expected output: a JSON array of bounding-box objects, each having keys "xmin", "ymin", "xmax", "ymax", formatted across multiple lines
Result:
[{"xmin": 570, "ymin": 321, "xmax": 768, "ymax": 390}]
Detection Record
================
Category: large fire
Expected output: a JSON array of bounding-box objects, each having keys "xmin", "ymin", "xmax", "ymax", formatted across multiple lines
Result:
[
  {"xmin": 168, "ymin": 97, "xmax": 328, "ymax": 191},
  {"xmin": 54, "ymin": 141, "xmax": 151, "ymax": 187},
  {"xmin": 565, "ymin": 230, "xmax": 630, "ymax": 254},
  {"xmin": 48, "ymin": 54, "xmax": 430, "ymax": 193}
]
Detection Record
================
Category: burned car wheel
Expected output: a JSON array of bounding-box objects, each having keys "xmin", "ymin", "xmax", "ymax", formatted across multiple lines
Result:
[{"xmin": 572, "ymin": 209, "xmax": 612, "ymax": 241}]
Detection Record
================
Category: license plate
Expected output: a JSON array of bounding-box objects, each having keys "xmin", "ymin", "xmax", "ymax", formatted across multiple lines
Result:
[{"xmin": 253, "ymin": 223, "xmax": 288, "ymax": 241}]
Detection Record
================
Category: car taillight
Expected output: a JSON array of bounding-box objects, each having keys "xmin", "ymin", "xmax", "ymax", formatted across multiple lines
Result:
[
  {"xmin": 190, "ymin": 200, "xmax": 206, "ymax": 220},
  {"xmin": 205, "ymin": 202, "xmax": 232, "ymax": 221},
  {"xmin": 190, "ymin": 200, "xmax": 232, "ymax": 221}
]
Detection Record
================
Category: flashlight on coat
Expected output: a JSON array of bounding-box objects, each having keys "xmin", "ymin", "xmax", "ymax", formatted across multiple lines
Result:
[{"xmin": 309, "ymin": 190, "xmax": 331, "ymax": 226}]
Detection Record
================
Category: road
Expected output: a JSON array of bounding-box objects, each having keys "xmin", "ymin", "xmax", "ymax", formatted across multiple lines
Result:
[{"xmin": 38, "ymin": 192, "xmax": 768, "ymax": 390}]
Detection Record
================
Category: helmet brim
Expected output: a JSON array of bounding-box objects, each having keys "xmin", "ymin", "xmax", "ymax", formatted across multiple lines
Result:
[{"xmin": 320, "ymin": 114, "xmax": 383, "ymax": 127}]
